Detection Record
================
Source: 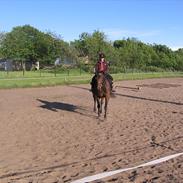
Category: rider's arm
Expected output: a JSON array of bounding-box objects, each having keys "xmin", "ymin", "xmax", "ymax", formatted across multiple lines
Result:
[
  {"xmin": 93, "ymin": 67, "xmax": 96, "ymax": 73},
  {"xmin": 105, "ymin": 61, "xmax": 109, "ymax": 73}
]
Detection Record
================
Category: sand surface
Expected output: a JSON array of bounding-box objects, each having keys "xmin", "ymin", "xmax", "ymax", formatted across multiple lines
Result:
[{"xmin": 0, "ymin": 78, "xmax": 183, "ymax": 183}]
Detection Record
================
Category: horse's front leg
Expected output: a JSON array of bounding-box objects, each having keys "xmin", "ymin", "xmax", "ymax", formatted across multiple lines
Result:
[
  {"xmin": 104, "ymin": 97, "xmax": 109, "ymax": 119},
  {"xmin": 100, "ymin": 97, "xmax": 104, "ymax": 114},
  {"xmin": 93, "ymin": 95, "xmax": 97, "ymax": 112},
  {"xmin": 97, "ymin": 98, "xmax": 101, "ymax": 117}
]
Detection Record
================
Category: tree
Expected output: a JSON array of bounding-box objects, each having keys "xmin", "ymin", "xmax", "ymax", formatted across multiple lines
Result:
[
  {"xmin": 71, "ymin": 30, "xmax": 113, "ymax": 64},
  {"xmin": 1, "ymin": 25, "xmax": 44, "ymax": 62},
  {"xmin": 2, "ymin": 25, "xmax": 182, "ymax": 72},
  {"xmin": 152, "ymin": 44, "xmax": 177, "ymax": 69},
  {"xmin": 0, "ymin": 31, "xmax": 6, "ymax": 58},
  {"xmin": 175, "ymin": 49, "xmax": 183, "ymax": 70},
  {"xmin": 1, "ymin": 25, "xmax": 72, "ymax": 66}
]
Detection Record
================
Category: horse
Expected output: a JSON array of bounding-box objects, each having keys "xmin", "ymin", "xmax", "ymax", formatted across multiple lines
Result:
[{"xmin": 91, "ymin": 72, "xmax": 111, "ymax": 118}]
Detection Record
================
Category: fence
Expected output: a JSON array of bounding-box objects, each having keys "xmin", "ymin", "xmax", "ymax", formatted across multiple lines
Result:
[
  {"xmin": 0, "ymin": 64, "xmax": 182, "ymax": 80},
  {"xmin": 0, "ymin": 64, "xmax": 93, "ymax": 79}
]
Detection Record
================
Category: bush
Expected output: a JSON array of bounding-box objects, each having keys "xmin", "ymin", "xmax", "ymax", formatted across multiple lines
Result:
[{"xmin": 141, "ymin": 66, "xmax": 165, "ymax": 72}]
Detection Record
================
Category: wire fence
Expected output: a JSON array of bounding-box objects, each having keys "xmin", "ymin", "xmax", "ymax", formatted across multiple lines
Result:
[
  {"xmin": 0, "ymin": 64, "xmax": 182, "ymax": 79},
  {"xmin": 0, "ymin": 65, "xmax": 90, "ymax": 79}
]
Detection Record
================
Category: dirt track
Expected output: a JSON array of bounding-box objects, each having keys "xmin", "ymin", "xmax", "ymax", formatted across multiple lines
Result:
[{"xmin": 0, "ymin": 78, "xmax": 183, "ymax": 183}]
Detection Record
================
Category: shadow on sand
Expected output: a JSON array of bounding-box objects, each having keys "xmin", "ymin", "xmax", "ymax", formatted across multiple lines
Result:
[
  {"xmin": 115, "ymin": 93, "xmax": 183, "ymax": 106},
  {"xmin": 37, "ymin": 99, "xmax": 97, "ymax": 118},
  {"xmin": 37, "ymin": 99, "xmax": 78, "ymax": 112}
]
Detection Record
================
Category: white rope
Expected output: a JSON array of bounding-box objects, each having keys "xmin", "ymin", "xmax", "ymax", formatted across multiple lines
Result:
[{"xmin": 71, "ymin": 152, "xmax": 183, "ymax": 183}]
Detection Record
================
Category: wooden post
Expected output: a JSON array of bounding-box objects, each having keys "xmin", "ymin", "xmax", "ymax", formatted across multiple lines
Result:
[
  {"xmin": 21, "ymin": 60, "xmax": 25, "ymax": 76},
  {"xmin": 54, "ymin": 66, "xmax": 56, "ymax": 77},
  {"xmin": 80, "ymin": 66, "xmax": 81, "ymax": 75}
]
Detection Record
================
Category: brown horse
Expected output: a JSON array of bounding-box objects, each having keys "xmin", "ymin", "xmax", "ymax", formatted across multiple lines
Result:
[{"xmin": 92, "ymin": 73, "xmax": 111, "ymax": 118}]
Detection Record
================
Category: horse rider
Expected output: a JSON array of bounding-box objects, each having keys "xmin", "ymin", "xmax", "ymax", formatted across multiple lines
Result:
[{"xmin": 91, "ymin": 52, "xmax": 115, "ymax": 92}]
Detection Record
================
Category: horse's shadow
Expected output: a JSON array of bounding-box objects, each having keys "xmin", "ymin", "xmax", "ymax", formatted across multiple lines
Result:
[
  {"xmin": 37, "ymin": 99, "xmax": 96, "ymax": 118},
  {"xmin": 37, "ymin": 99, "xmax": 78, "ymax": 112}
]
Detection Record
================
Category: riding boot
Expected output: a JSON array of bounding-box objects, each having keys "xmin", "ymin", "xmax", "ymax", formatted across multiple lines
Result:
[
  {"xmin": 90, "ymin": 82, "xmax": 92, "ymax": 92},
  {"xmin": 111, "ymin": 82, "xmax": 116, "ymax": 92},
  {"xmin": 90, "ymin": 81, "xmax": 94, "ymax": 92}
]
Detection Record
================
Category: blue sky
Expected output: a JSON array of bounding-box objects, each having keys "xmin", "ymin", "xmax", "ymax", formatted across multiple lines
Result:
[{"xmin": 0, "ymin": 0, "xmax": 183, "ymax": 50}]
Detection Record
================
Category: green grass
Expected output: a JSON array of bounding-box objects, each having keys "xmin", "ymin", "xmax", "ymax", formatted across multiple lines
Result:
[
  {"xmin": 0, "ymin": 71, "xmax": 182, "ymax": 89},
  {"xmin": 113, "ymin": 71, "xmax": 183, "ymax": 80},
  {"xmin": 0, "ymin": 75, "xmax": 92, "ymax": 89}
]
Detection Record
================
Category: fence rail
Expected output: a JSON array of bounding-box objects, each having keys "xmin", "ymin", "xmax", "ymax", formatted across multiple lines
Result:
[{"xmin": 1, "ymin": 64, "xmax": 180, "ymax": 79}]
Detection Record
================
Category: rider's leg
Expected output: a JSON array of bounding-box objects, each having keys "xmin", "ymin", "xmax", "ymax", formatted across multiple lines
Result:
[
  {"xmin": 107, "ymin": 74, "xmax": 115, "ymax": 92},
  {"xmin": 110, "ymin": 75, "xmax": 116, "ymax": 92}
]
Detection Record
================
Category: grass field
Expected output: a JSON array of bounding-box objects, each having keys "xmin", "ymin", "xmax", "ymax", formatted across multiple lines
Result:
[{"xmin": 0, "ymin": 70, "xmax": 182, "ymax": 89}]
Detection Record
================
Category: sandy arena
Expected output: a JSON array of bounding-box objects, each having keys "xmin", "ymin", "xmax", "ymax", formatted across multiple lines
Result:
[{"xmin": 0, "ymin": 78, "xmax": 183, "ymax": 183}]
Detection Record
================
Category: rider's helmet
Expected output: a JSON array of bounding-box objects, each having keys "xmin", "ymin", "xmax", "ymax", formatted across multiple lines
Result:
[{"xmin": 99, "ymin": 52, "xmax": 105, "ymax": 59}]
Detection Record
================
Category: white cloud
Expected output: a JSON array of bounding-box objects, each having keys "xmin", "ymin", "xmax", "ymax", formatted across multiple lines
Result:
[
  {"xmin": 103, "ymin": 28, "xmax": 161, "ymax": 40},
  {"xmin": 169, "ymin": 46, "xmax": 183, "ymax": 51}
]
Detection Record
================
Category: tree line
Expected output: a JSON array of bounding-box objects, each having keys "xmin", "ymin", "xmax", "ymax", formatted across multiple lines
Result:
[{"xmin": 0, "ymin": 25, "xmax": 183, "ymax": 72}]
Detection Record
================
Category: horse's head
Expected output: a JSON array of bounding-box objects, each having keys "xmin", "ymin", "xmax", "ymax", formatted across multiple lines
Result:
[{"xmin": 96, "ymin": 73, "xmax": 105, "ymax": 91}]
